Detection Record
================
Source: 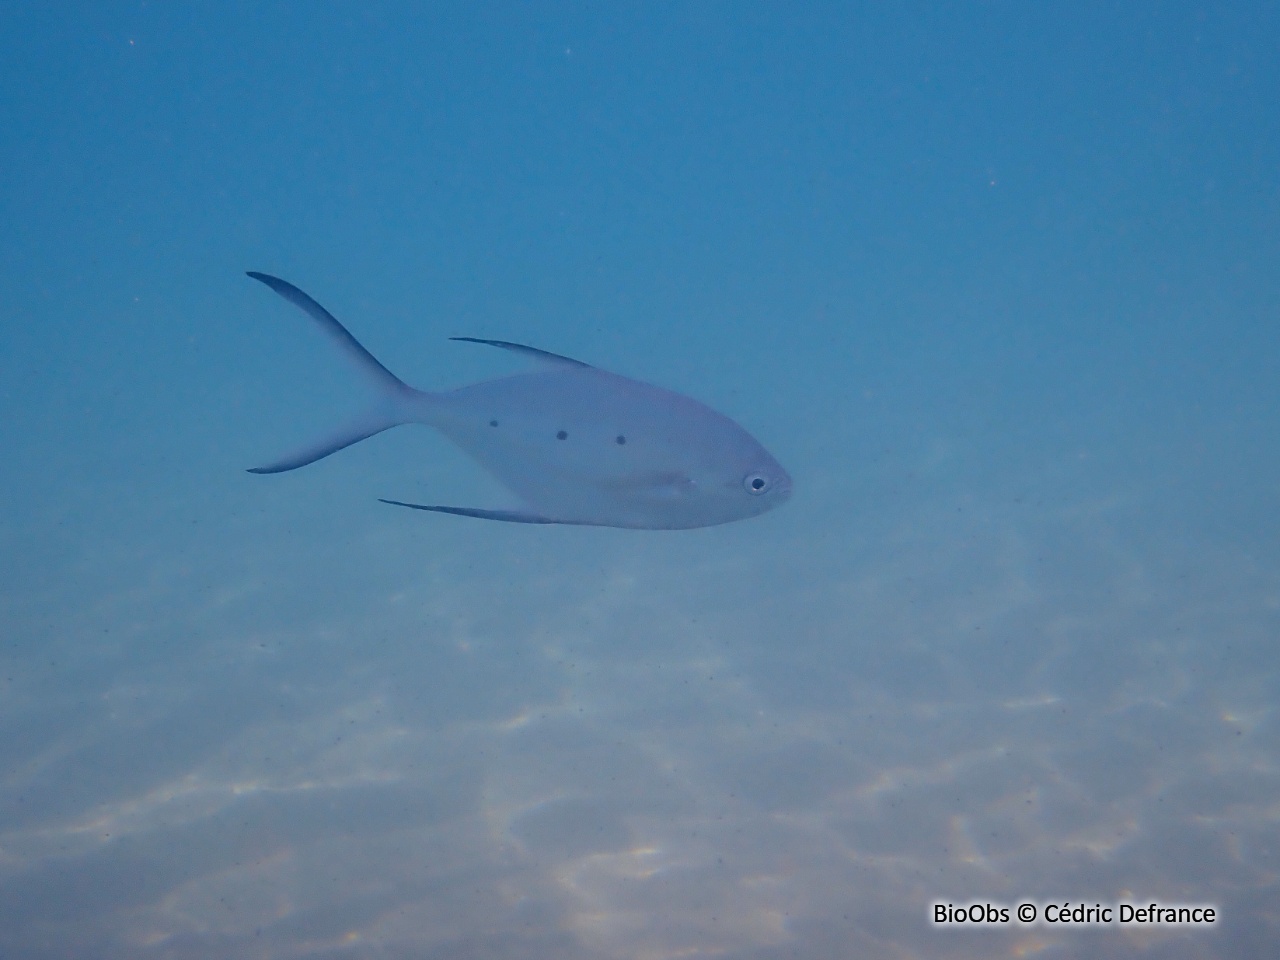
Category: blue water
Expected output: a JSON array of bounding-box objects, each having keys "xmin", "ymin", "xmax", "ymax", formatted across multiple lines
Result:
[{"xmin": 2, "ymin": 3, "xmax": 1277, "ymax": 957}]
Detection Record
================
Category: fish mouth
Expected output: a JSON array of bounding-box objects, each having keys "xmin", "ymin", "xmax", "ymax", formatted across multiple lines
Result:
[{"xmin": 766, "ymin": 471, "xmax": 793, "ymax": 503}]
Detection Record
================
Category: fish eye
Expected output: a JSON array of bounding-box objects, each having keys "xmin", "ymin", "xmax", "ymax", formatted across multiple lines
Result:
[{"xmin": 744, "ymin": 473, "xmax": 769, "ymax": 495}]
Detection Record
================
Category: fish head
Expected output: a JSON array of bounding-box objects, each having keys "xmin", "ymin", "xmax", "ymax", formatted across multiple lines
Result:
[
  {"xmin": 670, "ymin": 431, "xmax": 792, "ymax": 528},
  {"xmin": 586, "ymin": 423, "xmax": 791, "ymax": 529},
  {"xmin": 722, "ymin": 449, "xmax": 793, "ymax": 519}
]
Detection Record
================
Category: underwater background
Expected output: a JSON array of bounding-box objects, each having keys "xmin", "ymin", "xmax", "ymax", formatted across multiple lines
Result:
[{"xmin": 1, "ymin": 2, "xmax": 1277, "ymax": 957}]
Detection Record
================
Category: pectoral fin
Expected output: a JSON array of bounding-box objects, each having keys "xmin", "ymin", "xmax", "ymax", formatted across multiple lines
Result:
[{"xmin": 597, "ymin": 471, "xmax": 697, "ymax": 497}]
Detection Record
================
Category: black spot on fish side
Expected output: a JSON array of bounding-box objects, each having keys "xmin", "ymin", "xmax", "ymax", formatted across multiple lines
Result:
[
  {"xmin": 556, "ymin": 430, "xmax": 568, "ymax": 440},
  {"xmin": 489, "ymin": 420, "xmax": 499, "ymax": 427},
  {"xmin": 616, "ymin": 435, "xmax": 626, "ymax": 445}
]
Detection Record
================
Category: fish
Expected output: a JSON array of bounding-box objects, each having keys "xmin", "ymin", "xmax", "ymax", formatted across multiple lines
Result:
[{"xmin": 245, "ymin": 272, "xmax": 792, "ymax": 529}]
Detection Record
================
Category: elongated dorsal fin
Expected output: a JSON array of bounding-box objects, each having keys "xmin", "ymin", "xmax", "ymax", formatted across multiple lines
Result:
[{"xmin": 450, "ymin": 337, "xmax": 592, "ymax": 369}]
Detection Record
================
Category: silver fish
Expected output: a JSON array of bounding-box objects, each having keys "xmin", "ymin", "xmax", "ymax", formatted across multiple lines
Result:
[{"xmin": 246, "ymin": 272, "xmax": 791, "ymax": 529}]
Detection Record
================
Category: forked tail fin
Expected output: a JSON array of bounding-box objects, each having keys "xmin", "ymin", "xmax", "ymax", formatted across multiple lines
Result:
[
  {"xmin": 246, "ymin": 272, "xmax": 423, "ymax": 474},
  {"xmin": 247, "ymin": 405, "xmax": 408, "ymax": 474}
]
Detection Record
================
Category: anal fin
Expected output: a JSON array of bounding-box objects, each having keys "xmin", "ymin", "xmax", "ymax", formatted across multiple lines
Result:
[{"xmin": 378, "ymin": 499, "xmax": 592, "ymax": 525}]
